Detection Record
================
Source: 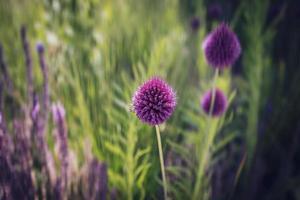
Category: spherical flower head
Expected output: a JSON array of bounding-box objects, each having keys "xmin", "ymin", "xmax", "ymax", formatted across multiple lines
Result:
[
  {"xmin": 202, "ymin": 23, "xmax": 241, "ymax": 68},
  {"xmin": 132, "ymin": 77, "xmax": 176, "ymax": 126},
  {"xmin": 201, "ymin": 88, "xmax": 227, "ymax": 117}
]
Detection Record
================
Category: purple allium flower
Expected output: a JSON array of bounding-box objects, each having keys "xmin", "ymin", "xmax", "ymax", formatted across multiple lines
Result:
[
  {"xmin": 202, "ymin": 23, "xmax": 241, "ymax": 68},
  {"xmin": 132, "ymin": 77, "xmax": 176, "ymax": 126},
  {"xmin": 201, "ymin": 88, "xmax": 227, "ymax": 117},
  {"xmin": 207, "ymin": 3, "xmax": 223, "ymax": 20},
  {"xmin": 190, "ymin": 16, "xmax": 201, "ymax": 32}
]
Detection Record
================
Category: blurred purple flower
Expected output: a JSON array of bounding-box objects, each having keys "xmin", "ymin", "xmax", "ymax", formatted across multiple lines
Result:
[
  {"xmin": 10, "ymin": 169, "xmax": 35, "ymax": 200},
  {"xmin": 36, "ymin": 42, "xmax": 50, "ymax": 119},
  {"xmin": 0, "ymin": 81, "xmax": 3, "ymax": 111},
  {"xmin": 207, "ymin": 3, "xmax": 223, "ymax": 20},
  {"xmin": 20, "ymin": 25, "xmax": 34, "ymax": 104},
  {"xmin": 12, "ymin": 120, "xmax": 35, "ymax": 199},
  {"xmin": 52, "ymin": 102, "xmax": 69, "ymax": 195},
  {"xmin": 87, "ymin": 159, "xmax": 108, "ymax": 200},
  {"xmin": 36, "ymin": 42, "xmax": 45, "ymax": 53},
  {"xmin": 31, "ymin": 92, "xmax": 40, "ymax": 121},
  {"xmin": 52, "ymin": 102, "xmax": 66, "ymax": 124},
  {"xmin": 0, "ymin": 138, "xmax": 13, "ymax": 200},
  {"xmin": 0, "ymin": 112, "xmax": 13, "ymax": 155},
  {"xmin": 190, "ymin": 16, "xmax": 201, "ymax": 32},
  {"xmin": 132, "ymin": 77, "xmax": 176, "ymax": 126},
  {"xmin": 33, "ymin": 43, "xmax": 55, "ymax": 186},
  {"xmin": 110, "ymin": 188, "xmax": 118, "ymax": 200},
  {"xmin": 202, "ymin": 23, "xmax": 241, "ymax": 68},
  {"xmin": 13, "ymin": 120, "xmax": 32, "ymax": 171},
  {"xmin": 30, "ymin": 92, "xmax": 45, "ymax": 151},
  {"xmin": 45, "ymin": 147, "xmax": 57, "ymax": 186},
  {"xmin": 0, "ymin": 43, "xmax": 13, "ymax": 93},
  {"xmin": 35, "ymin": 43, "xmax": 55, "ymax": 187},
  {"xmin": 53, "ymin": 178, "xmax": 63, "ymax": 200},
  {"xmin": 201, "ymin": 88, "xmax": 227, "ymax": 117},
  {"xmin": 31, "ymin": 93, "xmax": 57, "ymax": 188},
  {"xmin": 0, "ymin": 113, "xmax": 12, "ymax": 162}
]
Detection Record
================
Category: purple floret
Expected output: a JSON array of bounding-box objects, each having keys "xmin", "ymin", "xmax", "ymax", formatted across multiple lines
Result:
[
  {"xmin": 132, "ymin": 77, "xmax": 176, "ymax": 126},
  {"xmin": 201, "ymin": 88, "xmax": 227, "ymax": 117},
  {"xmin": 202, "ymin": 23, "xmax": 241, "ymax": 68}
]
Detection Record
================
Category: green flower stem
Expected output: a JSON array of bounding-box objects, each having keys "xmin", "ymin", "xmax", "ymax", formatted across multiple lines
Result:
[
  {"xmin": 155, "ymin": 125, "xmax": 168, "ymax": 200},
  {"xmin": 192, "ymin": 68, "xmax": 219, "ymax": 199}
]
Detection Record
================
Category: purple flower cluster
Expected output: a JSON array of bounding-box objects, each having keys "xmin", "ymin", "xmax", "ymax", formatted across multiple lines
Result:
[
  {"xmin": 0, "ymin": 26, "xmax": 109, "ymax": 200},
  {"xmin": 0, "ymin": 102, "xmax": 35, "ymax": 200},
  {"xmin": 52, "ymin": 102, "xmax": 69, "ymax": 197},
  {"xmin": 86, "ymin": 159, "xmax": 108, "ymax": 200},
  {"xmin": 201, "ymin": 88, "xmax": 227, "ymax": 117},
  {"xmin": 132, "ymin": 77, "xmax": 176, "ymax": 126},
  {"xmin": 202, "ymin": 23, "xmax": 241, "ymax": 68}
]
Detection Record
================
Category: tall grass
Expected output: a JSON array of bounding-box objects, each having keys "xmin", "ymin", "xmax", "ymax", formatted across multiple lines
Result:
[{"xmin": 240, "ymin": 0, "xmax": 277, "ymax": 167}]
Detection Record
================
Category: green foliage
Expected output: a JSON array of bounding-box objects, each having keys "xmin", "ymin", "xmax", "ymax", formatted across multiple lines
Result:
[
  {"xmin": 238, "ymin": 0, "xmax": 276, "ymax": 166},
  {"xmin": 0, "ymin": 0, "xmax": 281, "ymax": 199}
]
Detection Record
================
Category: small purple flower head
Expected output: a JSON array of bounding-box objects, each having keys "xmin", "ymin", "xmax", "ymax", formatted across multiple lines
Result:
[
  {"xmin": 207, "ymin": 3, "xmax": 223, "ymax": 20},
  {"xmin": 190, "ymin": 16, "xmax": 201, "ymax": 32},
  {"xmin": 132, "ymin": 77, "xmax": 176, "ymax": 126},
  {"xmin": 202, "ymin": 23, "xmax": 241, "ymax": 68},
  {"xmin": 201, "ymin": 88, "xmax": 227, "ymax": 117},
  {"xmin": 36, "ymin": 42, "xmax": 45, "ymax": 54}
]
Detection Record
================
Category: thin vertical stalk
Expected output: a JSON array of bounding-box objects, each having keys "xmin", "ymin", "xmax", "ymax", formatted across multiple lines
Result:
[
  {"xmin": 37, "ymin": 44, "xmax": 50, "ymax": 122},
  {"xmin": 155, "ymin": 125, "xmax": 168, "ymax": 200},
  {"xmin": 193, "ymin": 68, "xmax": 219, "ymax": 199},
  {"xmin": 20, "ymin": 26, "xmax": 33, "ymax": 106},
  {"xmin": 0, "ymin": 44, "xmax": 13, "ymax": 93}
]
